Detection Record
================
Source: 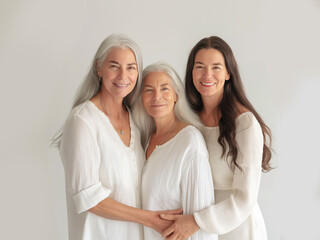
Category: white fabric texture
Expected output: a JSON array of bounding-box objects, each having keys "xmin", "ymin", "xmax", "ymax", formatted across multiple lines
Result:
[
  {"xmin": 59, "ymin": 101, "xmax": 145, "ymax": 240},
  {"xmin": 142, "ymin": 126, "xmax": 218, "ymax": 240},
  {"xmin": 194, "ymin": 112, "xmax": 267, "ymax": 240}
]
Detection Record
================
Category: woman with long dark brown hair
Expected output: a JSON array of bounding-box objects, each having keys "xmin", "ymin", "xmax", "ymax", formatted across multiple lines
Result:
[{"xmin": 161, "ymin": 36, "xmax": 272, "ymax": 240}]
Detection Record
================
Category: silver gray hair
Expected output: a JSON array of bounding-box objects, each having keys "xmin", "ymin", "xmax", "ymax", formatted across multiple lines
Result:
[
  {"xmin": 73, "ymin": 33, "xmax": 143, "ymax": 109},
  {"xmin": 52, "ymin": 34, "xmax": 143, "ymax": 147},
  {"xmin": 132, "ymin": 62, "xmax": 201, "ymax": 147}
]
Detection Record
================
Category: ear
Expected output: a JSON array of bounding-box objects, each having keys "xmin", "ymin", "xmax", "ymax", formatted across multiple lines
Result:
[
  {"xmin": 174, "ymin": 92, "xmax": 178, "ymax": 103},
  {"xmin": 226, "ymin": 72, "xmax": 230, "ymax": 81},
  {"xmin": 95, "ymin": 61, "xmax": 101, "ymax": 77}
]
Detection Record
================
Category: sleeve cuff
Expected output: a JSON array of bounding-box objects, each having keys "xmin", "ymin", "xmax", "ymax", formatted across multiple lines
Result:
[
  {"xmin": 194, "ymin": 205, "xmax": 217, "ymax": 234},
  {"xmin": 72, "ymin": 182, "xmax": 111, "ymax": 214},
  {"xmin": 194, "ymin": 209, "xmax": 209, "ymax": 233}
]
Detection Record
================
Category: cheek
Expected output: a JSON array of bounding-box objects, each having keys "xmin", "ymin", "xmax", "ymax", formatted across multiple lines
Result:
[
  {"xmin": 130, "ymin": 72, "xmax": 138, "ymax": 82},
  {"xmin": 192, "ymin": 71, "xmax": 197, "ymax": 81},
  {"xmin": 193, "ymin": 68, "xmax": 203, "ymax": 78},
  {"xmin": 192, "ymin": 72, "xmax": 202, "ymax": 86},
  {"xmin": 166, "ymin": 94, "xmax": 176, "ymax": 106},
  {"xmin": 102, "ymin": 70, "xmax": 114, "ymax": 80}
]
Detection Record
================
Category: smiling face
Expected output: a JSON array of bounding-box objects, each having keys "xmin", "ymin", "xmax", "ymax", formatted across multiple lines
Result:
[
  {"xmin": 192, "ymin": 48, "xmax": 230, "ymax": 99},
  {"xmin": 97, "ymin": 47, "xmax": 138, "ymax": 100},
  {"xmin": 142, "ymin": 71, "xmax": 177, "ymax": 120}
]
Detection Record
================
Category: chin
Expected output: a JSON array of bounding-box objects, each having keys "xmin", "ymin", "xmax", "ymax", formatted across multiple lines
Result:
[
  {"xmin": 148, "ymin": 111, "xmax": 170, "ymax": 119},
  {"xmin": 116, "ymin": 91, "xmax": 133, "ymax": 99}
]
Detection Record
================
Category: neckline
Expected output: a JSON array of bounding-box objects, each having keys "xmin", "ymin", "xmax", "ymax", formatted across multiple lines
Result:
[
  {"xmin": 156, "ymin": 125, "xmax": 193, "ymax": 148},
  {"xmin": 87, "ymin": 100, "xmax": 134, "ymax": 149},
  {"xmin": 145, "ymin": 125, "xmax": 194, "ymax": 160},
  {"xmin": 201, "ymin": 111, "xmax": 252, "ymax": 129}
]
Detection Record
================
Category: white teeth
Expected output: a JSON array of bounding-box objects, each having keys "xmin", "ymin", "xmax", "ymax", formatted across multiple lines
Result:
[
  {"xmin": 201, "ymin": 82, "xmax": 215, "ymax": 86},
  {"xmin": 115, "ymin": 83, "xmax": 128, "ymax": 87}
]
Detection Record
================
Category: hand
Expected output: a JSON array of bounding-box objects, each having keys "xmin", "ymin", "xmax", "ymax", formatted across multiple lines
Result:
[
  {"xmin": 160, "ymin": 214, "xmax": 200, "ymax": 240},
  {"xmin": 147, "ymin": 208, "xmax": 183, "ymax": 234}
]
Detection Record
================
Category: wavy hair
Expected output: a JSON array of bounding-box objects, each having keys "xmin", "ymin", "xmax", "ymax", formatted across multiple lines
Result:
[
  {"xmin": 185, "ymin": 36, "xmax": 272, "ymax": 172},
  {"xmin": 132, "ymin": 62, "xmax": 201, "ymax": 147},
  {"xmin": 52, "ymin": 33, "xmax": 143, "ymax": 147}
]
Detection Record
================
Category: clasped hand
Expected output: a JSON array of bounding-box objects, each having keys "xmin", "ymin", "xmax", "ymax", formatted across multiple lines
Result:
[{"xmin": 160, "ymin": 213, "xmax": 200, "ymax": 240}]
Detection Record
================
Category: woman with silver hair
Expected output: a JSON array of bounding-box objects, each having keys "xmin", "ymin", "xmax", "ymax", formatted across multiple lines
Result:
[
  {"xmin": 53, "ymin": 35, "xmax": 180, "ymax": 240},
  {"xmin": 132, "ymin": 62, "xmax": 218, "ymax": 240}
]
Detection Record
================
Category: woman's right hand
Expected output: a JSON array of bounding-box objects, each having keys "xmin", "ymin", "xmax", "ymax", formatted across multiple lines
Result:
[
  {"xmin": 160, "ymin": 214, "xmax": 200, "ymax": 240},
  {"xmin": 147, "ymin": 208, "xmax": 183, "ymax": 234}
]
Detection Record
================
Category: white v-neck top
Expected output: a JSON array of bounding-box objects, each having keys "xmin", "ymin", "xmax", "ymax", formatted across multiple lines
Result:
[
  {"xmin": 194, "ymin": 112, "xmax": 267, "ymax": 240},
  {"xmin": 142, "ymin": 126, "xmax": 218, "ymax": 240},
  {"xmin": 59, "ymin": 101, "xmax": 145, "ymax": 240}
]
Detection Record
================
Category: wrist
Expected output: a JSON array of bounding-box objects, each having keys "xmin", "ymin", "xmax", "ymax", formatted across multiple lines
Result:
[
  {"xmin": 191, "ymin": 214, "xmax": 200, "ymax": 230},
  {"xmin": 140, "ymin": 210, "xmax": 155, "ymax": 228}
]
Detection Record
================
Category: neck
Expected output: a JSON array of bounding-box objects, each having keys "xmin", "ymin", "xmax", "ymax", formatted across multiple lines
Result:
[
  {"xmin": 200, "ymin": 91, "xmax": 223, "ymax": 125},
  {"xmin": 99, "ymin": 90, "xmax": 124, "ymax": 117},
  {"xmin": 153, "ymin": 113, "xmax": 176, "ymax": 136}
]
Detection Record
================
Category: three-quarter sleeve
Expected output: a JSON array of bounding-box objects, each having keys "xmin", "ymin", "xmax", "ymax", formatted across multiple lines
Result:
[
  {"xmin": 59, "ymin": 114, "xmax": 111, "ymax": 214},
  {"xmin": 194, "ymin": 116, "xmax": 263, "ymax": 234},
  {"xmin": 180, "ymin": 153, "xmax": 217, "ymax": 239}
]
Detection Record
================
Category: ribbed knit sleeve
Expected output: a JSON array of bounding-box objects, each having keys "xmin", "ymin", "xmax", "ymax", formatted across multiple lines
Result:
[{"xmin": 194, "ymin": 114, "xmax": 263, "ymax": 234}]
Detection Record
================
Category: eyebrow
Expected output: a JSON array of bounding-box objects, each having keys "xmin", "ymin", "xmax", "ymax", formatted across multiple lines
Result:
[
  {"xmin": 108, "ymin": 60, "xmax": 137, "ymax": 66},
  {"xmin": 108, "ymin": 60, "xmax": 120, "ymax": 65},
  {"xmin": 143, "ymin": 83, "xmax": 169, "ymax": 88},
  {"xmin": 195, "ymin": 61, "xmax": 223, "ymax": 66}
]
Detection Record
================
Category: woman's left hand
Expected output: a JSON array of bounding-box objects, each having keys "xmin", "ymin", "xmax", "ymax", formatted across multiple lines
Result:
[{"xmin": 160, "ymin": 214, "xmax": 200, "ymax": 240}]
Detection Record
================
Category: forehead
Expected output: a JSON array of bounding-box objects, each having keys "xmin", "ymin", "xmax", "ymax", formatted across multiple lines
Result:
[
  {"xmin": 105, "ymin": 47, "xmax": 137, "ymax": 62},
  {"xmin": 195, "ymin": 48, "xmax": 225, "ymax": 64},
  {"xmin": 144, "ymin": 71, "xmax": 172, "ymax": 85}
]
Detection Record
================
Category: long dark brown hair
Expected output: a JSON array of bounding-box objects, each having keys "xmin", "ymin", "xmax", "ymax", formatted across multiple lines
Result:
[{"xmin": 185, "ymin": 36, "xmax": 272, "ymax": 172}]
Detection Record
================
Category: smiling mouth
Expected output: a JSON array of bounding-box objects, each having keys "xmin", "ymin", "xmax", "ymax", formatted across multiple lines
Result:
[
  {"xmin": 114, "ymin": 83, "xmax": 129, "ymax": 88},
  {"xmin": 200, "ymin": 82, "xmax": 216, "ymax": 87},
  {"xmin": 151, "ymin": 104, "xmax": 165, "ymax": 108},
  {"xmin": 150, "ymin": 104, "xmax": 165, "ymax": 108}
]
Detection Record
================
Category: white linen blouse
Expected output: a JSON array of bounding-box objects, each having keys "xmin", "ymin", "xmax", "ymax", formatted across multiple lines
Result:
[
  {"xmin": 142, "ymin": 126, "xmax": 218, "ymax": 240},
  {"xmin": 59, "ymin": 101, "xmax": 145, "ymax": 240},
  {"xmin": 194, "ymin": 112, "xmax": 267, "ymax": 240}
]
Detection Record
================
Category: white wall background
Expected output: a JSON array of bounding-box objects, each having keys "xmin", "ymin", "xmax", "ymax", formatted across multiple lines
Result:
[{"xmin": 1, "ymin": 0, "xmax": 319, "ymax": 239}]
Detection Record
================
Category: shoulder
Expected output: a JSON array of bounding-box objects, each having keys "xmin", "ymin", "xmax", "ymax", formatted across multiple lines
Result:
[
  {"xmin": 177, "ymin": 126, "xmax": 209, "ymax": 170},
  {"xmin": 236, "ymin": 111, "xmax": 259, "ymax": 130},
  {"xmin": 177, "ymin": 125, "xmax": 207, "ymax": 153},
  {"xmin": 65, "ymin": 101, "xmax": 98, "ymax": 129},
  {"xmin": 235, "ymin": 102, "xmax": 249, "ymax": 117},
  {"xmin": 60, "ymin": 102, "xmax": 98, "ymax": 148},
  {"xmin": 179, "ymin": 125, "xmax": 204, "ymax": 141}
]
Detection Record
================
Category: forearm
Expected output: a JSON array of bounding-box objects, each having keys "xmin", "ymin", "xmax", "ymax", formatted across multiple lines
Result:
[
  {"xmin": 89, "ymin": 197, "xmax": 177, "ymax": 233},
  {"xmin": 89, "ymin": 197, "xmax": 152, "ymax": 227}
]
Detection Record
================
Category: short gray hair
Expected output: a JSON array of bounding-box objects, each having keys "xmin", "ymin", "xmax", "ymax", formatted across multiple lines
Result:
[{"xmin": 132, "ymin": 62, "xmax": 201, "ymax": 147}]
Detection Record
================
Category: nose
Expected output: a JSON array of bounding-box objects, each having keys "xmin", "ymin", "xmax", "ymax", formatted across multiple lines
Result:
[
  {"xmin": 152, "ymin": 90, "xmax": 162, "ymax": 100},
  {"xmin": 204, "ymin": 67, "xmax": 212, "ymax": 78},
  {"xmin": 119, "ymin": 67, "xmax": 128, "ymax": 79}
]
